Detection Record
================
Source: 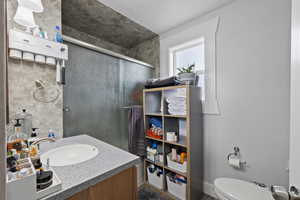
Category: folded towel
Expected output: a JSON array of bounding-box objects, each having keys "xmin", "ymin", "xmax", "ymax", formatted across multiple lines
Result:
[
  {"xmin": 144, "ymin": 76, "xmax": 184, "ymax": 88},
  {"xmin": 168, "ymin": 103, "xmax": 186, "ymax": 109},
  {"xmin": 168, "ymin": 111, "xmax": 186, "ymax": 115},
  {"xmin": 168, "ymin": 107, "xmax": 187, "ymax": 115},
  {"xmin": 166, "ymin": 97, "xmax": 186, "ymax": 104}
]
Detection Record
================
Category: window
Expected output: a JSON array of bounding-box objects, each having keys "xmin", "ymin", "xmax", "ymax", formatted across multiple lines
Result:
[
  {"xmin": 171, "ymin": 38, "xmax": 205, "ymax": 100},
  {"xmin": 161, "ymin": 16, "xmax": 220, "ymax": 114}
]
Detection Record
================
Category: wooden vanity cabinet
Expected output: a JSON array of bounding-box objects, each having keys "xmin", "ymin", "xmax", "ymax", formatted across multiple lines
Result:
[{"xmin": 68, "ymin": 167, "xmax": 137, "ymax": 200}]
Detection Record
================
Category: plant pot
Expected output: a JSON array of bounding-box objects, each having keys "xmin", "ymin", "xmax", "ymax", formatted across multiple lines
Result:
[{"xmin": 178, "ymin": 73, "xmax": 196, "ymax": 84}]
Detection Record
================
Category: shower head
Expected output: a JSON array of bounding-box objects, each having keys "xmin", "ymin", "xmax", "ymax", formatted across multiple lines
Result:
[{"xmin": 35, "ymin": 80, "xmax": 45, "ymax": 89}]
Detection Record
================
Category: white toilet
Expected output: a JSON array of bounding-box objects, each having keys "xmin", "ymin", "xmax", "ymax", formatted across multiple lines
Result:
[{"xmin": 214, "ymin": 178, "xmax": 274, "ymax": 200}]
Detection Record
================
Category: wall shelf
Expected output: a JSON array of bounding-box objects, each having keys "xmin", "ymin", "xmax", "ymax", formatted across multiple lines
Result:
[
  {"xmin": 143, "ymin": 85, "xmax": 202, "ymax": 200},
  {"xmin": 146, "ymin": 136, "xmax": 164, "ymax": 142}
]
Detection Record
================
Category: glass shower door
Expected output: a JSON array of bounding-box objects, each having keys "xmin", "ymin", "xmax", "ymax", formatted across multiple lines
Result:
[{"xmin": 63, "ymin": 42, "xmax": 153, "ymax": 150}]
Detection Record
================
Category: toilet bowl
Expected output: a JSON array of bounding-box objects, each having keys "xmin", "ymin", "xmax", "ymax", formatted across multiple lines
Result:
[{"xmin": 214, "ymin": 178, "xmax": 274, "ymax": 200}]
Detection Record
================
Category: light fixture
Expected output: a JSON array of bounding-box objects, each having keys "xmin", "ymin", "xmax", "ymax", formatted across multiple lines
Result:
[
  {"xmin": 18, "ymin": 0, "xmax": 44, "ymax": 13},
  {"xmin": 14, "ymin": 6, "xmax": 37, "ymax": 28}
]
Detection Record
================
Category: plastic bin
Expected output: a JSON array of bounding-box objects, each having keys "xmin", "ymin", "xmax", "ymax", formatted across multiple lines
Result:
[
  {"xmin": 7, "ymin": 158, "xmax": 36, "ymax": 200},
  {"xmin": 147, "ymin": 167, "xmax": 163, "ymax": 190},
  {"xmin": 166, "ymin": 176, "xmax": 186, "ymax": 200},
  {"xmin": 167, "ymin": 154, "xmax": 187, "ymax": 173}
]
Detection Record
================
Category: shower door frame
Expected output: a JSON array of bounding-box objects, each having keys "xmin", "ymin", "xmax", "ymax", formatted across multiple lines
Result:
[
  {"xmin": 63, "ymin": 35, "xmax": 154, "ymax": 69},
  {"xmin": 62, "ymin": 36, "xmax": 154, "ymax": 149}
]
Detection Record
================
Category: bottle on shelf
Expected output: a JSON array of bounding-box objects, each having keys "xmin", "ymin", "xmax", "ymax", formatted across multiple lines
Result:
[
  {"xmin": 48, "ymin": 129, "xmax": 56, "ymax": 139},
  {"xmin": 54, "ymin": 25, "xmax": 63, "ymax": 43},
  {"xmin": 15, "ymin": 109, "xmax": 32, "ymax": 137},
  {"xmin": 28, "ymin": 128, "xmax": 39, "ymax": 146}
]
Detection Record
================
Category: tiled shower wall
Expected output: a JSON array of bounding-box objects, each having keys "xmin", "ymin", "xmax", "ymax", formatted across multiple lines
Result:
[
  {"xmin": 7, "ymin": 0, "xmax": 63, "ymax": 138},
  {"xmin": 62, "ymin": 26, "xmax": 160, "ymax": 77},
  {"xmin": 6, "ymin": 0, "xmax": 160, "ymax": 139},
  {"xmin": 63, "ymin": 25, "xmax": 130, "ymax": 56},
  {"xmin": 128, "ymin": 37, "xmax": 160, "ymax": 78}
]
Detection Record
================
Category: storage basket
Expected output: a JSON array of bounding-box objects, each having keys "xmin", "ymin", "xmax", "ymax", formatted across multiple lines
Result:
[
  {"xmin": 167, "ymin": 154, "xmax": 187, "ymax": 173},
  {"xmin": 166, "ymin": 176, "xmax": 186, "ymax": 200},
  {"xmin": 147, "ymin": 167, "xmax": 163, "ymax": 190}
]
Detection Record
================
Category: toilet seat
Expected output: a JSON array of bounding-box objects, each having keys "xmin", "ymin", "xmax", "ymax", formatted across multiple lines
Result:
[{"xmin": 214, "ymin": 178, "xmax": 274, "ymax": 200}]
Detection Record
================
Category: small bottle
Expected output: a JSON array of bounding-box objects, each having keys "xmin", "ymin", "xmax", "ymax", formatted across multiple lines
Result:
[
  {"xmin": 28, "ymin": 128, "xmax": 39, "ymax": 146},
  {"xmin": 15, "ymin": 109, "xmax": 32, "ymax": 137},
  {"xmin": 54, "ymin": 26, "xmax": 63, "ymax": 43},
  {"xmin": 48, "ymin": 129, "xmax": 56, "ymax": 138},
  {"xmin": 14, "ymin": 119, "xmax": 29, "ymax": 141}
]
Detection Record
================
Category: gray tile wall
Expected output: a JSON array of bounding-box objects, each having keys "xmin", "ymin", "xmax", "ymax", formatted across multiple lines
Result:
[
  {"xmin": 7, "ymin": 0, "xmax": 160, "ymax": 140},
  {"xmin": 62, "ymin": 0, "xmax": 157, "ymax": 49},
  {"xmin": 63, "ymin": 25, "xmax": 130, "ymax": 56},
  {"xmin": 0, "ymin": 0, "xmax": 7, "ymax": 198},
  {"xmin": 63, "ymin": 25, "xmax": 160, "ymax": 77},
  {"xmin": 129, "ymin": 36, "xmax": 160, "ymax": 77},
  {"xmin": 7, "ymin": 0, "xmax": 63, "ymax": 138}
]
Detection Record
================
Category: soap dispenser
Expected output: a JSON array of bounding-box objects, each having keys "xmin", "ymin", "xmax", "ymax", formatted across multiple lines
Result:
[
  {"xmin": 14, "ymin": 119, "xmax": 28, "ymax": 141},
  {"xmin": 15, "ymin": 109, "xmax": 32, "ymax": 137},
  {"xmin": 28, "ymin": 128, "xmax": 39, "ymax": 146}
]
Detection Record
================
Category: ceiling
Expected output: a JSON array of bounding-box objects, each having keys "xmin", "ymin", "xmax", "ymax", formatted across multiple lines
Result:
[
  {"xmin": 97, "ymin": 0, "xmax": 234, "ymax": 34},
  {"xmin": 62, "ymin": 0, "xmax": 158, "ymax": 49}
]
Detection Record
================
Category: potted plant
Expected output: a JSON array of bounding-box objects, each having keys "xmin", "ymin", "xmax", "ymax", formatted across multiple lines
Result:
[{"xmin": 177, "ymin": 64, "xmax": 196, "ymax": 84}]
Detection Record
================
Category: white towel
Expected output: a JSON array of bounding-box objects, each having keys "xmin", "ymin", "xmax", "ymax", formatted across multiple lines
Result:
[
  {"xmin": 168, "ymin": 107, "xmax": 187, "ymax": 115},
  {"xmin": 168, "ymin": 105, "xmax": 186, "ymax": 112},
  {"xmin": 168, "ymin": 111, "xmax": 186, "ymax": 115},
  {"xmin": 166, "ymin": 97, "xmax": 186, "ymax": 104}
]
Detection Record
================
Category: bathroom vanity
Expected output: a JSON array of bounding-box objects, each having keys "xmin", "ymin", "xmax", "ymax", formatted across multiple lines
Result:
[{"xmin": 39, "ymin": 135, "xmax": 140, "ymax": 200}]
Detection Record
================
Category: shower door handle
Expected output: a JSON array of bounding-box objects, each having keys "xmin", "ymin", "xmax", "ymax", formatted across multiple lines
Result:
[{"xmin": 63, "ymin": 106, "xmax": 70, "ymax": 112}]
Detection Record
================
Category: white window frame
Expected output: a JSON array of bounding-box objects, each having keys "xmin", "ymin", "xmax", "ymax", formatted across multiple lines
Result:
[
  {"xmin": 161, "ymin": 17, "xmax": 220, "ymax": 114},
  {"xmin": 169, "ymin": 38, "xmax": 206, "ymax": 100},
  {"xmin": 169, "ymin": 38, "xmax": 205, "ymax": 77}
]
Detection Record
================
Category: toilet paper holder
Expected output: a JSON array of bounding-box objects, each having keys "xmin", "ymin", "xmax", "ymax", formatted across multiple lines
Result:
[{"xmin": 227, "ymin": 146, "xmax": 247, "ymax": 165}]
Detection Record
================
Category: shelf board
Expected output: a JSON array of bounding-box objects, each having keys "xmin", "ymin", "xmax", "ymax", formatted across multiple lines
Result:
[
  {"xmin": 144, "ymin": 85, "xmax": 188, "ymax": 92},
  {"xmin": 164, "ymin": 139, "xmax": 187, "ymax": 148},
  {"xmin": 164, "ymin": 166, "xmax": 187, "ymax": 177},
  {"xmin": 146, "ymin": 136, "xmax": 164, "ymax": 142},
  {"xmin": 145, "ymin": 159, "xmax": 164, "ymax": 168},
  {"xmin": 145, "ymin": 113, "xmax": 187, "ymax": 118},
  {"xmin": 164, "ymin": 114, "xmax": 187, "ymax": 118},
  {"xmin": 145, "ymin": 158, "xmax": 187, "ymax": 177},
  {"xmin": 145, "ymin": 113, "xmax": 163, "ymax": 117}
]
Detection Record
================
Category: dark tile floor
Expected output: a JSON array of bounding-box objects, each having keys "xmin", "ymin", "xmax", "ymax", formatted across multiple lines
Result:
[{"xmin": 138, "ymin": 185, "xmax": 216, "ymax": 200}]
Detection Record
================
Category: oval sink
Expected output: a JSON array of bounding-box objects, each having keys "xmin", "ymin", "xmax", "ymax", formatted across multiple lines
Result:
[{"xmin": 41, "ymin": 144, "xmax": 99, "ymax": 167}]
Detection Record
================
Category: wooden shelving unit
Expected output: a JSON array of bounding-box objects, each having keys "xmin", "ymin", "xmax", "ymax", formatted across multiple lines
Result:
[{"xmin": 143, "ymin": 85, "xmax": 202, "ymax": 200}]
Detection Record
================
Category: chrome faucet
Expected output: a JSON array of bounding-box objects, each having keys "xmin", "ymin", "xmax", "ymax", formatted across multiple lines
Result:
[{"xmin": 31, "ymin": 137, "xmax": 56, "ymax": 146}]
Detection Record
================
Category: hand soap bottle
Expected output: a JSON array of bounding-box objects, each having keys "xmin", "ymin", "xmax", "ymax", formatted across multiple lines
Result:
[
  {"xmin": 15, "ymin": 109, "xmax": 32, "ymax": 137},
  {"xmin": 28, "ymin": 128, "xmax": 39, "ymax": 146}
]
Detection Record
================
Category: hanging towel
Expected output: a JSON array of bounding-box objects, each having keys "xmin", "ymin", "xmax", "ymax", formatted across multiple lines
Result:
[{"xmin": 128, "ymin": 105, "xmax": 146, "ymax": 157}]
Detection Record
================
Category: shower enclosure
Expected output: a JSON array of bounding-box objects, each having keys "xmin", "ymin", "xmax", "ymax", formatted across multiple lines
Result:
[{"xmin": 63, "ymin": 39, "xmax": 154, "ymax": 150}]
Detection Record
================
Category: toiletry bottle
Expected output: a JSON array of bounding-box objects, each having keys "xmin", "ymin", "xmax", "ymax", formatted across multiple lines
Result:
[
  {"xmin": 48, "ymin": 129, "xmax": 56, "ymax": 138},
  {"xmin": 13, "ymin": 119, "xmax": 29, "ymax": 151},
  {"xmin": 16, "ymin": 109, "xmax": 32, "ymax": 137},
  {"xmin": 54, "ymin": 26, "xmax": 63, "ymax": 43},
  {"xmin": 28, "ymin": 128, "xmax": 39, "ymax": 146},
  {"xmin": 32, "ymin": 26, "xmax": 41, "ymax": 38}
]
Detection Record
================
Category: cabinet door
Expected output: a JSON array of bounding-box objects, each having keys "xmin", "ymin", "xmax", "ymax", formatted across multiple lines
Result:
[
  {"xmin": 67, "ymin": 167, "xmax": 137, "ymax": 200},
  {"xmin": 67, "ymin": 189, "xmax": 89, "ymax": 200},
  {"xmin": 89, "ymin": 167, "xmax": 137, "ymax": 200}
]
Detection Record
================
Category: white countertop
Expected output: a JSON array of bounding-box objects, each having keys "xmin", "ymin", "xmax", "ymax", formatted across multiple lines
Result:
[{"xmin": 39, "ymin": 135, "xmax": 140, "ymax": 200}]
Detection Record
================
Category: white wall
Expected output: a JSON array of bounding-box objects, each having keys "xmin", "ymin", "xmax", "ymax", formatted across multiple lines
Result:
[
  {"xmin": 160, "ymin": 0, "xmax": 291, "ymax": 187},
  {"xmin": 290, "ymin": 0, "xmax": 300, "ymax": 190}
]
